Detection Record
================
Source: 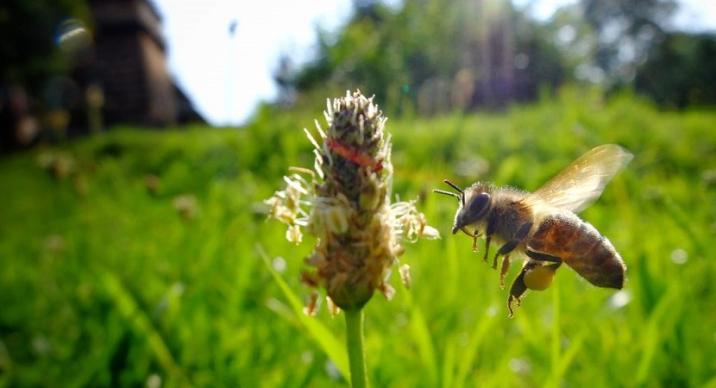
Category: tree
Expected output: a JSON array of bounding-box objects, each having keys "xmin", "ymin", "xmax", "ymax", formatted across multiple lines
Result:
[
  {"xmin": 288, "ymin": 0, "xmax": 565, "ymax": 114},
  {"xmin": 580, "ymin": 0, "xmax": 676, "ymax": 84},
  {"xmin": 635, "ymin": 33, "xmax": 716, "ymax": 107}
]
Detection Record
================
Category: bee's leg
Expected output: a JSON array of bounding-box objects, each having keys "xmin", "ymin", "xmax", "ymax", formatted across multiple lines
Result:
[
  {"xmin": 508, "ymin": 261, "xmax": 538, "ymax": 317},
  {"xmin": 492, "ymin": 240, "xmax": 522, "ymax": 269},
  {"xmin": 508, "ymin": 259, "xmax": 552, "ymax": 317},
  {"xmin": 483, "ymin": 215, "xmax": 498, "ymax": 262},
  {"xmin": 460, "ymin": 228, "xmax": 480, "ymax": 253},
  {"xmin": 500, "ymin": 254, "xmax": 511, "ymax": 289},
  {"xmin": 492, "ymin": 222, "xmax": 533, "ymax": 269},
  {"xmin": 525, "ymin": 250, "xmax": 562, "ymax": 264},
  {"xmin": 483, "ymin": 235, "xmax": 491, "ymax": 262}
]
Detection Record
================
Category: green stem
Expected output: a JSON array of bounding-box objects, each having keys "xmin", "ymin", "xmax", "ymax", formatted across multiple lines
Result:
[
  {"xmin": 550, "ymin": 278, "xmax": 561, "ymax": 387},
  {"xmin": 345, "ymin": 308, "xmax": 367, "ymax": 388}
]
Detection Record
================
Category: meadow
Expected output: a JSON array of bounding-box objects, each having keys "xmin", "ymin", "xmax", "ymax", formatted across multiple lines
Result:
[{"xmin": 1, "ymin": 89, "xmax": 715, "ymax": 387}]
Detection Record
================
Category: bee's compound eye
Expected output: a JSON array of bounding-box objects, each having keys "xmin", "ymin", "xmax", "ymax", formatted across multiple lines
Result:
[
  {"xmin": 468, "ymin": 192, "xmax": 490, "ymax": 213},
  {"xmin": 461, "ymin": 192, "xmax": 491, "ymax": 225},
  {"xmin": 524, "ymin": 265, "xmax": 556, "ymax": 291}
]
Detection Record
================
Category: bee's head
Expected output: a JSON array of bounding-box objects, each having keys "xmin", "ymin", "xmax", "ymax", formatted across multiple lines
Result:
[{"xmin": 434, "ymin": 180, "xmax": 492, "ymax": 234}]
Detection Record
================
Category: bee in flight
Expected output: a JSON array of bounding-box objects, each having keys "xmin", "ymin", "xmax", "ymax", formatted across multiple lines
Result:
[{"xmin": 434, "ymin": 144, "xmax": 633, "ymax": 316}]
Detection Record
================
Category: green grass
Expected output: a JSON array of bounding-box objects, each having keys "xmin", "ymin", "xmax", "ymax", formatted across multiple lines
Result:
[{"xmin": 1, "ymin": 89, "xmax": 716, "ymax": 386}]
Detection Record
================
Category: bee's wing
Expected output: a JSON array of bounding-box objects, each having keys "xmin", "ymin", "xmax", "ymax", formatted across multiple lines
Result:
[{"xmin": 527, "ymin": 145, "xmax": 633, "ymax": 213}]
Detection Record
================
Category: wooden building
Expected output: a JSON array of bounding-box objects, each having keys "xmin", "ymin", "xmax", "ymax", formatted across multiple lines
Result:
[{"xmin": 88, "ymin": 0, "xmax": 202, "ymax": 127}]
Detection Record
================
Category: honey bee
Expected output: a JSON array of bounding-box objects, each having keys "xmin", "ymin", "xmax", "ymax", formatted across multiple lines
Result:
[{"xmin": 435, "ymin": 144, "xmax": 633, "ymax": 316}]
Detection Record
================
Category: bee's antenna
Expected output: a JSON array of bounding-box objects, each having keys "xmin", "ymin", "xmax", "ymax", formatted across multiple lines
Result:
[
  {"xmin": 443, "ymin": 179, "xmax": 463, "ymax": 194},
  {"xmin": 443, "ymin": 179, "xmax": 465, "ymax": 206},
  {"xmin": 438, "ymin": 179, "xmax": 465, "ymax": 206},
  {"xmin": 433, "ymin": 189, "xmax": 460, "ymax": 199}
]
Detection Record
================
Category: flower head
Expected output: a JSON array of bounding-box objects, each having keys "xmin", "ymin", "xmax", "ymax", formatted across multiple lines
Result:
[{"xmin": 265, "ymin": 90, "xmax": 439, "ymax": 312}]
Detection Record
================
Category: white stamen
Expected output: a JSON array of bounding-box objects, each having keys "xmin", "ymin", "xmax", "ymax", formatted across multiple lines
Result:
[
  {"xmin": 314, "ymin": 119, "xmax": 326, "ymax": 138},
  {"xmin": 357, "ymin": 115, "xmax": 365, "ymax": 145},
  {"xmin": 283, "ymin": 176, "xmax": 308, "ymax": 194},
  {"xmin": 304, "ymin": 128, "xmax": 321, "ymax": 151},
  {"xmin": 325, "ymin": 98, "xmax": 333, "ymax": 117}
]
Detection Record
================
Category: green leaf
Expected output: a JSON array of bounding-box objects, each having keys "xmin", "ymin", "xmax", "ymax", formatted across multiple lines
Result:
[
  {"xmin": 402, "ymin": 284, "xmax": 438, "ymax": 386},
  {"xmin": 256, "ymin": 244, "xmax": 350, "ymax": 378},
  {"xmin": 100, "ymin": 271, "xmax": 190, "ymax": 385},
  {"xmin": 636, "ymin": 284, "xmax": 682, "ymax": 385},
  {"xmin": 454, "ymin": 311, "xmax": 497, "ymax": 388}
]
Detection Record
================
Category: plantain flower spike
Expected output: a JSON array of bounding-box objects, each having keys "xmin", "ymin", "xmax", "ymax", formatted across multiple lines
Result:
[{"xmin": 265, "ymin": 90, "xmax": 439, "ymax": 312}]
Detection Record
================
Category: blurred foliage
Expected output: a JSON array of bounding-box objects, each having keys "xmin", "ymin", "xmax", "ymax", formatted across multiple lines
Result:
[
  {"xmin": 280, "ymin": 0, "xmax": 715, "ymax": 113},
  {"xmin": 581, "ymin": 0, "xmax": 676, "ymax": 82},
  {"xmin": 287, "ymin": 0, "xmax": 566, "ymax": 113},
  {"xmin": 635, "ymin": 33, "xmax": 716, "ymax": 107},
  {"xmin": 1, "ymin": 90, "xmax": 716, "ymax": 386}
]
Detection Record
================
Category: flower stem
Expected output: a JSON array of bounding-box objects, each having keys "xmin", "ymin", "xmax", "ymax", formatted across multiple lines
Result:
[{"xmin": 345, "ymin": 308, "xmax": 368, "ymax": 388}]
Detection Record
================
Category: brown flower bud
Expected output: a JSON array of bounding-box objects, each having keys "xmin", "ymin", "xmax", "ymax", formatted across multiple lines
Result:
[{"xmin": 265, "ymin": 90, "xmax": 439, "ymax": 313}]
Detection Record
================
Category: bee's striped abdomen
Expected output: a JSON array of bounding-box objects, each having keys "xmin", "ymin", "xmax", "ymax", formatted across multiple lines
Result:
[{"xmin": 527, "ymin": 213, "xmax": 626, "ymax": 289}]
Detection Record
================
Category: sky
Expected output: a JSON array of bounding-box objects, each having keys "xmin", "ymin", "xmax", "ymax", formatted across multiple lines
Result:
[{"xmin": 150, "ymin": 0, "xmax": 716, "ymax": 126}]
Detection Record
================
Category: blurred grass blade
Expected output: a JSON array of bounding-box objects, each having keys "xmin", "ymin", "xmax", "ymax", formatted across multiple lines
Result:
[
  {"xmin": 663, "ymin": 198, "xmax": 707, "ymax": 255},
  {"xmin": 0, "ymin": 339, "xmax": 11, "ymax": 377},
  {"xmin": 636, "ymin": 284, "xmax": 682, "ymax": 385},
  {"xmin": 455, "ymin": 311, "xmax": 496, "ymax": 388},
  {"xmin": 704, "ymin": 376, "xmax": 716, "ymax": 388},
  {"xmin": 441, "ymin": 338, "xmax": 457, "ymax": 388},
  {"xmin": 402, "ymin": 285, "xmax": 438, "ymax": 386},
  {"xmin": 256, "ymin": 244, "xmax": 349, "ymax": 378},
  {"xmin": 551, "ymin": 278, "xmax": 561, "ymax": 381},
  {"xmin": 100, "ymin": 271, "xmax": 190, "ymax": 385},
  {"xmin": 548, "ymin": 331, "xmax": 585, "ymax": 387}
]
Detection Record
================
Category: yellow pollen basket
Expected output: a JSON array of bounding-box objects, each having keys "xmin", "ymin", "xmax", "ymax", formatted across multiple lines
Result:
[{"xmin": 524, "ymin": 264, "xmax": 556, "ymax": 291}]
